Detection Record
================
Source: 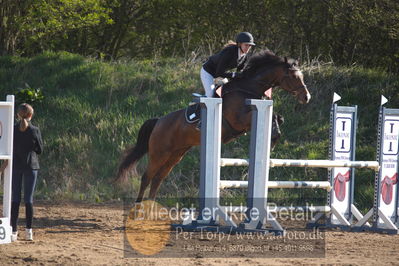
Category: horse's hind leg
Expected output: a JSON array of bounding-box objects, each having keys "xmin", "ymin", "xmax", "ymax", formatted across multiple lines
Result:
[
  {"xmin": 148, "ymin": 148, "xmax": 190, "ymax": 199},
  {"xmin": 135, "ymin": 152, "xmax": 172, "ymax": 202},
  {"xmin": 135, "ymin": 173, "xmax": 151, "ymax": 203}
]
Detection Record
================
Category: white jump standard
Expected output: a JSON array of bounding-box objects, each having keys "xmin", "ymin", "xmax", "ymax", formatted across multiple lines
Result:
[
  {"xmin": 191, "ymin": 97, "xmax": 278, "ymax": 233},
  {"xmin": 354, "ymin": 99, "xmax": 399, "ymax": 234},
  {"xmin": 0, "ymin": 95, "xmax": 15, "ymax": 245},
  {"xmin": 308, "ymin": 103, "xmax": 368, "ymax": 229}
]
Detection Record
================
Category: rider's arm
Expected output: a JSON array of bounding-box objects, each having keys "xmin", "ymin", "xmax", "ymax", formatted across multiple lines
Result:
[{"xmin": 214, "ymin": 46, "xmax": 237, "ymax": 79}]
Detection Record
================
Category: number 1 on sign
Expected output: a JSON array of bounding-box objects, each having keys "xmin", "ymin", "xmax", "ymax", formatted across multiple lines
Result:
[
  {"xmin": 341, "ymin": 121, "xmax": 346, "ymax": 150},
  {"xmin": 335, "ymin": 117, "xmax": 351, "ymax": 153}
]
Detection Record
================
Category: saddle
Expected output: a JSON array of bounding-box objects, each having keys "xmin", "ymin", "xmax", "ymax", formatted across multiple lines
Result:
[
  {"xmin": 381, "ymin": 173, "xmax": 398, "ymax": 205},
  {"xmin": 185, "ymin": 86, "xmax": 223, "ymax": 124},
  {"xmin": 333, "ymin": 170, "xmax": 351, "ymax": 201},
  {"xmin": 185, "ymin": 102, "xmax": 201, "ymax": 124}
]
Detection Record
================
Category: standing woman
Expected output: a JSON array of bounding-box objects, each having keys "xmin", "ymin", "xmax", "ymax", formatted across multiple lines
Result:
[
  {"xmin": 10, "ymin": 103, "xmax": 43, "ymax": 241},
  {"xmin": 201, "ymin": 32, "xmax": 255, "ymax": 97}
]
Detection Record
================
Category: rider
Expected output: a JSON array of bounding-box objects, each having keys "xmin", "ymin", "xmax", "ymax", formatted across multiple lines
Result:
[{"xmin": 201, "ymin": 32, "xmax": 255, "ymax": 97}]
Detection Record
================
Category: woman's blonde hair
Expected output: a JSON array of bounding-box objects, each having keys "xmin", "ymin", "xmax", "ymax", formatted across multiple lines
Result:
[
  {"xmin": 223, "ymin": 40, "xmax": 237, "ymax": 48},
  {"xmin": 17, "ymin": 103, "xmax": 34, "ymax": 132}
]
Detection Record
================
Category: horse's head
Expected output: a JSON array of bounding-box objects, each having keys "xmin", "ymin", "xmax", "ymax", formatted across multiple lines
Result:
[
  {"xmin": 240, "ymin": 51, "xmax": 311, "ymax": 104},
  {"xmin": 279, "ymin": 57, "xmax": 311, "ymax": 104}
]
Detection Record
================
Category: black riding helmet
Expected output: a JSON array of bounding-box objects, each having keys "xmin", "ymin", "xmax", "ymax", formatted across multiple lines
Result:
[{"xmin": 236, "ymin": 32, "xmax": 255, "ymax": 45}]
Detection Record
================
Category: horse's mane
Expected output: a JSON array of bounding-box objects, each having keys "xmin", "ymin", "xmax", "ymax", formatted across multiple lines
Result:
[{"xmin": 242, "ymin": 50, "xmax": 285, "ymax": 76}]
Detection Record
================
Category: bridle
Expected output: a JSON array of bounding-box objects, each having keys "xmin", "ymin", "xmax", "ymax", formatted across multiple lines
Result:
[{"xmin": 280, "ymin": 67, "xmax": 308, "ymax": 96}]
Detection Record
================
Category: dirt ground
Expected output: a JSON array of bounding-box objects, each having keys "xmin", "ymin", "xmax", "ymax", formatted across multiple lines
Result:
[{"xmin": 0, "ymin": 201, "xmax": 398, "ymax": 265}]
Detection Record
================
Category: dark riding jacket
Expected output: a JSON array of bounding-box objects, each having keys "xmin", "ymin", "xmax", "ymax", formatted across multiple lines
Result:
[
  {"xmin": 13, "ymin": 122, "xmax": 43, "ymax": 170},
  {"xmin": 203, "ymin": 45, "xmax": 248, "ymax": 78}
]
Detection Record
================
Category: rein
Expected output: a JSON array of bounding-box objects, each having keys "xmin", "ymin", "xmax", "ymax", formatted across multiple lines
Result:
[
  {"xmin": 221, "ymin": 88, "xmax": 262, "ymax": 99},
  {"xmin": 220, "ymin": 81, "xmax": 269, "ymax": 140},
  {"xmin": 221, "ymin": 78, "xmax": 273, "ymax": 99}
]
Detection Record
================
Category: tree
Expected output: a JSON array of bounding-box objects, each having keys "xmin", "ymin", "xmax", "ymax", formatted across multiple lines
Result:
[
  {"xmin": 1, "ymin": 0, "xmax": 398, "ymax": 72},
  {"xmin": 0, "ymin": 0, "xmax": 113, "ymax": 55}
]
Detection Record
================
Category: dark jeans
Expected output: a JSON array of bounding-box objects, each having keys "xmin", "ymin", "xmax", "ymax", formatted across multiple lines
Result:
[{"xmin": 11, "ymin": 169, "xmax": 38, "ymax": 232}]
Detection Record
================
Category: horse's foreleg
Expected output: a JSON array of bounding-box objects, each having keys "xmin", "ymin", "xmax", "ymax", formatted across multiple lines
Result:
[{"xmin": 148, "ymin": 148, "xmax": 190, "ymax": 200}]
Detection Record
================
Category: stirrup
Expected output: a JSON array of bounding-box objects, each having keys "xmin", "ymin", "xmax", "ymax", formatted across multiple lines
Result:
[{"xmin": 192, "ymin": 93, "xmax": 204, "ymax": 98}]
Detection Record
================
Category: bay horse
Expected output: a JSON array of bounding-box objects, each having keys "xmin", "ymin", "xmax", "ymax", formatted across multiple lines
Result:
[{"xmin": 116, "ymin": 50, "xmax": 311, "ymax": 202}]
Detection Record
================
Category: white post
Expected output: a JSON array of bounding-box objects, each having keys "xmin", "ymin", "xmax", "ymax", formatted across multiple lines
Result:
[
  {"xmin": 353, "ymin": 100, "xmax": 399, "ymax": 234},
  {"xmin": 241, "ymin": 99, "xmax": 278, "ymax": 230},
  {"xmin": 0, "ymin": 95, "xmax": 15, "ymax": 244},
  {"xmin": 328, "ymin": 104, "xmax": 359, "ymax": 226},
  {"xmin": 195, "ymin": 97, "xmax": 236, "ymax": 226},
  {"xmin": 372, "ymin": 106, "xmax": 399, "ymax": 232}
]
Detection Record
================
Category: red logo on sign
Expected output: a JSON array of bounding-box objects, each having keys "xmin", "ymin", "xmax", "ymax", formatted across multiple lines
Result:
[
  {"xmin": 334, "ymin": 170, "xmax": 351, "ymax": 201},
  {"xmin": 381, "ymin": 173, "xmax": 398, "ymax": 205}
]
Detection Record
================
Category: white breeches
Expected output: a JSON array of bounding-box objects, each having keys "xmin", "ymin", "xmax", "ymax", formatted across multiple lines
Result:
[{"xmin": 200, "ymin": 67, "xmax": 215, "ymax": 97}]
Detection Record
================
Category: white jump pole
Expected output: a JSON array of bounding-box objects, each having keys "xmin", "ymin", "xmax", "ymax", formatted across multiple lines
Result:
[
  {"xmin": 222, "ymin": 205, "xmax": 331, "ymax": 214},
  {"xmin": 220, "ymin": 180, "xmax": 332, "ymax": 191},
  {"xmin": 0, "ymin": 95, "xmax": 15, "ymax": 245},
  {"xmin": 220, "ymin": 158, "xmax": 379, "ymax": 170}
]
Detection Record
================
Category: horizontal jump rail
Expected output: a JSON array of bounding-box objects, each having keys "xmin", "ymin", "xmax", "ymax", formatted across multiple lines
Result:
[
  {"xmin": 221, "ymin": 205, "xmax": 331, "ymax": 213},
  {"xmin": 220, "ymin": 158, "xmax": 380, "ymax": 170},
  {"xmin": 220, "ymin": 180, "xmax": 332, "ymax": 191}
]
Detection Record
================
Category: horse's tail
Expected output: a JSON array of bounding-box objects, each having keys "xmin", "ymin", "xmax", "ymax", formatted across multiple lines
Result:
[{"xmin": 115, "ymin": 118, "xmax": 159, "ymax": 184}]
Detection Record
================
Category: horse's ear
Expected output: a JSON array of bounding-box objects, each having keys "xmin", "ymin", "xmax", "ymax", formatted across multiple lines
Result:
[{"xmin": 284, "ymin": 56, "xmax": 288, "ymax": 64}]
